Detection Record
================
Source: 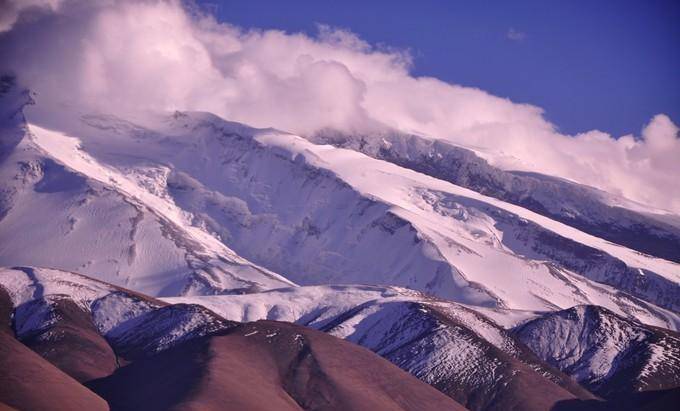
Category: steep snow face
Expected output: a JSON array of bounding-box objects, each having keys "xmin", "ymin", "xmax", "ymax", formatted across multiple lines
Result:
[
  {"xmin": 12, "ymin": 102, "xmax": 679, "ymax": 317},
  {"xmin": 310, "ymin": 130, "xmax": 680, "ymax": 264},
  {"xmin": 513, "ymin": 305, "xmax": 680, "ymax": 397},
  {"xmin": 18, "ymin": 109, "xmax": 492, "ymax": 305},
  {"xmin": 258, "ymin": 128, "xmax": 680, "ymax": 313},
  {"xmin": 0, "ymin": 89, "xmax": 294, "ymax": 296}
]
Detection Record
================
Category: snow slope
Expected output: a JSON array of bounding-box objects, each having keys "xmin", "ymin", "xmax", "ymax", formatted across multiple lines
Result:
[
  {"xmin": 256, "ymin": 128, "xmax": 680, "ymax": 292},
  {"xmin": 1, "ymin": 81, "xmax": 678, "ymax": 320},
  {"xmin": 0, "ymin": 84, "xmax": 293, "ymax": 296},
  {"xmin": 310, "ymin": 129, "xmax": 680, "ymax": 264}
]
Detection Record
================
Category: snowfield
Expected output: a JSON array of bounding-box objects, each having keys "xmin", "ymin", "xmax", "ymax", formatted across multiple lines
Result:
[
  {"xmin": 0, "ymin": 85, "xmax": 677, "ymax": 323},
  {"xmin": 0, "ymin": 117, "xmax": 293, "ymax": 296}
]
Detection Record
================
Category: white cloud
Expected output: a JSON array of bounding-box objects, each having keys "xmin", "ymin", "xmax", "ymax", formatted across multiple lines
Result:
[
  {"xmin": 506, "ymin": 27, "xmax": 526, "ymax": 41},
  {"xmin": 1, "ymin": 0, "xmax": 678, "ymax": 212},
  {"xmin": 0, "ymin": 0, "xmax": 64, "ymax": 32}
]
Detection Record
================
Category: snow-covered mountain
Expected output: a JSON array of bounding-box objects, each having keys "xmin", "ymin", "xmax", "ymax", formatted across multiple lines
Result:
[
  {"xmin": 1, "ymin": 75, "xmax": 679, "ymax": 410},
  {"xmin": 310, "ymin": 129, "xmax": 680, "ymax": 264},
  {"xmin": 0, "ymin": 78, "xmax": 293, "ymax": 296},
  {"xmin": 1, "ymin": 78, "xmax": 678, "ymax": 324},
  {"xmin": 513, "ymin": 305, "xmax": 680, "ymax": 398}
]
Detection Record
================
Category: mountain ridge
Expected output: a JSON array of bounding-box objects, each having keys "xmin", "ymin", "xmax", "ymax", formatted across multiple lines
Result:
[{"xmin": 0, "ymin": 75, "xmax": 678, "ymax": 410}]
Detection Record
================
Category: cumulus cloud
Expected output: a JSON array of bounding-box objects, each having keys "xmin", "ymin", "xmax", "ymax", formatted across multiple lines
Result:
[
  {"xmin": 0, "ymin": 0, "xmax": 64, "ymax": 32},
  {"xmin": 1, "ymin": 0, "xmax": 679, "ymax": 212}
]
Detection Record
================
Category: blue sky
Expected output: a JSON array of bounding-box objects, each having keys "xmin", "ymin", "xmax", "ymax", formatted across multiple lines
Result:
[{"xmin": 201, "ymin": 0, "xmax": 680, "ymax": 137}]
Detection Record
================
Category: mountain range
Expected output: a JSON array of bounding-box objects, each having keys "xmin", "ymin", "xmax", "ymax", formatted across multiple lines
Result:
[{"xmin": 0, "ymin": 74, "xmax": 679, "ymax": 410}]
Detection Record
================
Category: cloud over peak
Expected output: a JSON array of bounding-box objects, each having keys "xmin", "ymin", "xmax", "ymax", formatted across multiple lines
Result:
[{"xmin": 1, "ymin": 0, "xmax": 678, "ymax": 212}]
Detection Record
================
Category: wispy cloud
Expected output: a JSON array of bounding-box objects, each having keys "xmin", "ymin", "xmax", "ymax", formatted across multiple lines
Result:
[
  {"xmin": 1, "ymin": 0, "xmax": 679, "ymax": 212},
  {"xmin": 506, "ymin": 27, "xmax": 527, "ymax": 41}
]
